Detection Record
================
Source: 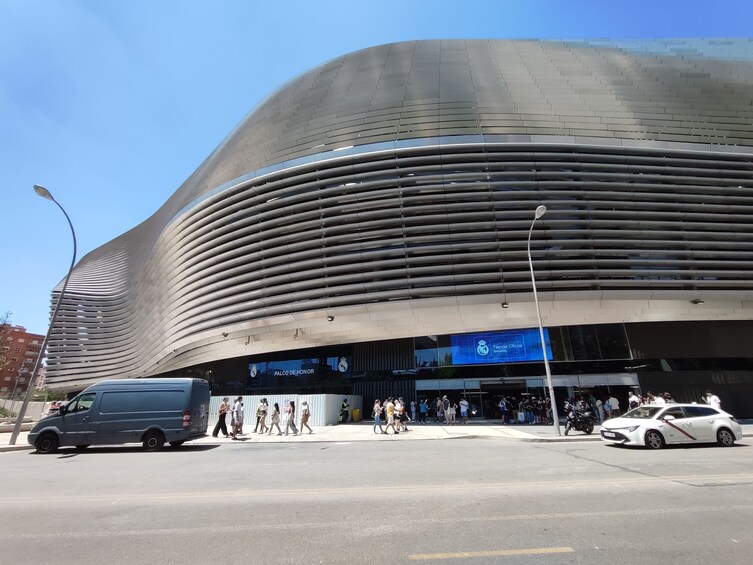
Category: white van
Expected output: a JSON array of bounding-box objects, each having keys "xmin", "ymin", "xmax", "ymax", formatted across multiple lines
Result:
[{"xmin": 28, "ymin": 378, "xmax": 209, "ymax": 453}]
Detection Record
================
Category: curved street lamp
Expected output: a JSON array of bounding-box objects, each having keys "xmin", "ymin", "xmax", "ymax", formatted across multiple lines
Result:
[
  {"xmin": 9, "ymin": 185, "xmax": 77, "ymax": 445},
  {"xmin": 527, "ymin": 205, "xmax": 561, "ymax": 436}
]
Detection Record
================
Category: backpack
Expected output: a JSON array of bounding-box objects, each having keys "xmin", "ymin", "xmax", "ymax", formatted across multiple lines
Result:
[{"xmin": 604, "ymin": 401, "xmax": 611, "ymax": 412}]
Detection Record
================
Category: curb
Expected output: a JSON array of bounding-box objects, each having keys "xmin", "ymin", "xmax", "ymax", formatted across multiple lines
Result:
[{"xmin": 0, "ymin": 445, "xmax": 33, "ymax": 453}]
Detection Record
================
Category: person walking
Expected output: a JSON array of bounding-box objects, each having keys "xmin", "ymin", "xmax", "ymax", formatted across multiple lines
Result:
[
  {"xmin": 231, "ymin": 396, "xmax": 244, "ymax": 439},
  {"xmin": 212, "ymin": 397, "xmax": 231, "ymax": 438},
  {"xmin": 257, "ymin": 398, "xmax": 269, "ymax": 434},
  {"xmin": 300, "ymin": 400, "xmax": 313, "ymax": 433},
  {"xmin": 284, "ymin": 400, "xmax": 299, "ymax": 436},
  {"xmin": 373, "ymin": 399, "xmax": 385, "ymax": 434},
  {"xmin": 410, "ymin": 401, "xmax": 417, "ymax": 423},
  {"xmin": 254, "ymin": 397, "xmax": 267, "ymax": 433},
  {"xmin": 268, "ymin": 402, "xmax": 283, "ymax": 435},
  {"xmin": 393, "ymin": 397, "xmax": 406, "ymax": 432},
  {"xmin": 384, "ymin": 397, "xmax": 398, "ymax": 435},
  {"xmin": 400, "ymin": 397, "xmax": 410, "ymax": 431}
]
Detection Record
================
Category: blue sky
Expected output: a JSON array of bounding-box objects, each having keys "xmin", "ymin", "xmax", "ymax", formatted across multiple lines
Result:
[{"xmin": 2, "ymin": 0, "xmax": 752, "ymax": 335}]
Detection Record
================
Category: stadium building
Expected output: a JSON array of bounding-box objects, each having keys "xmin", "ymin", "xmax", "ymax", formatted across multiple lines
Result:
[{"xmin": 45, "ymin": 39, "xmax": 753, "ymax": 416}]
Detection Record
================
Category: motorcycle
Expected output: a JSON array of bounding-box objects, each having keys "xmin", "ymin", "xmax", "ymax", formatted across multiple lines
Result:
[{"xmin": 563, "ymin": 401, "xmax": 595, "ymax": 435}]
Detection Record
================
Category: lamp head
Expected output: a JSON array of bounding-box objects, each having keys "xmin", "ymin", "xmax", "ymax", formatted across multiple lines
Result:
[
  {"xmin": 534, "ymin": 205, "xmax": 547, "ymax": 220},
  {"xmin": 33, "ymin": 184, "xmax": 54, "ymax": 201}
]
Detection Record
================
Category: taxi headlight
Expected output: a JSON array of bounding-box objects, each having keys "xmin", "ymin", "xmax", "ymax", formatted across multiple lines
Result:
[{"xmin": 627, "ymin": 425, "xmax": 640, "ymax": 432}]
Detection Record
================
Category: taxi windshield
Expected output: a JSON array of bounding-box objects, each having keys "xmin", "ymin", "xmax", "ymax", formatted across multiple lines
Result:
[{"xmin": 621, "ymin": 406, "xmax": 664, "ymax": 419}]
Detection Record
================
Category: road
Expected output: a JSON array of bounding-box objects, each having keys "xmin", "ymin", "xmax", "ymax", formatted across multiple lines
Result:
[{"xmin": 2, "ymin": 438, "xmax": 752, "ymax": 564}]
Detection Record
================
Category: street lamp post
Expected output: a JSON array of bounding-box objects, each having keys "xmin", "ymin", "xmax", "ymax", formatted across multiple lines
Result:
[
  {"xmin": 527, "ymin": 205, "xmax": 561, "ymax": 436},
  {"xmin": 9, "ymin": 185, "xmax": 77, "ymax": 445}
]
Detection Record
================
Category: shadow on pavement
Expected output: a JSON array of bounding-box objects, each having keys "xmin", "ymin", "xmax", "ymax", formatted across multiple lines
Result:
[{"xmin": 27, "ymin": 444, "xmax": 221, "ymax": 457}]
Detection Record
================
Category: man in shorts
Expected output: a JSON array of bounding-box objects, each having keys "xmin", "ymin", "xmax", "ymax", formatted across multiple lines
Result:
[{"xmin": 384, "ymin": 397, "xmax": 398, "ymax": 435}]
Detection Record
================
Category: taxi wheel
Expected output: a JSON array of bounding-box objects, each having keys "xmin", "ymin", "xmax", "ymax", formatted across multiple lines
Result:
[
  {"xmin": 645, "ymin": 430, "xmax": 665, "ymax": 449},
  {"xmin": 717, "ymin": 428, "xmax": 735, "ymax": 447}
]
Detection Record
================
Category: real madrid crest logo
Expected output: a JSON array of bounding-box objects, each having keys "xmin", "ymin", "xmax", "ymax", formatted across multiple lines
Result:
[
  {"xmin": 476, "ymin": 340, "xmax": 489, "ymax": 356},
  {"xmin": 249, "ymin": 364, "xmax": 258, "ymax": 378},
  {"xmin": 338, "ymin": 357, "xmax": 349, "ymax": 372}
]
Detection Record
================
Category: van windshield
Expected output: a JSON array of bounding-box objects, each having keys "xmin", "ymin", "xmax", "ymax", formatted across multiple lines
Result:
[{"xmin": 68, "ymin": 393, "xmax": 96, "ymax": 413}]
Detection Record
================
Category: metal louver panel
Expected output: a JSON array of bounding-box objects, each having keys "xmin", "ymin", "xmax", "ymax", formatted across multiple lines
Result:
[{"xmin": 42, "ymin": 39, "xmax": 753, "ymax": 391}]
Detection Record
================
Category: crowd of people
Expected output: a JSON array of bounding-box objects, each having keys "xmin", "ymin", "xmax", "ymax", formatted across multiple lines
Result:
[
  {"xmin": 493, "ymin": 396, "xmax": 553, "ymax": 425},
  {"xmin": 211, "ymin": 397, "xmax": 314, "ymax": 439},
  {"xmin": 211, "ymin": 389, "xmax": 725, "ymax": 439},
  {"xmin": 566, "ymin": 389, "xmax": 724, "ymax": 423}
]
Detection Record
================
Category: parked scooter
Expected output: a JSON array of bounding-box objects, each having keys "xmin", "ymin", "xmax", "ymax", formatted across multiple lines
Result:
[{"xmin": 563, "ymin": 400, "xmax": 595, "ymax": 435}]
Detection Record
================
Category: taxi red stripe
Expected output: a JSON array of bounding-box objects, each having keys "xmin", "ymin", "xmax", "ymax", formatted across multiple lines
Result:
[{"xmin": 663, "ymin": 419, "xmax": 696, "ymax": 440}]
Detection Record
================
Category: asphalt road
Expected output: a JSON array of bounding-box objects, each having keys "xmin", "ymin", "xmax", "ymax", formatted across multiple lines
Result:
[{"xmin": 2, "ymin": 438, "xmax": 753, "ymax": 564}]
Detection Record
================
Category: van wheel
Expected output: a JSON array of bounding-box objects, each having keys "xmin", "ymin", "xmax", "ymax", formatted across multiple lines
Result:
[
  {"xmin": 142, "ymin": 430, "xmax": 165, "ymax": 452},
  {"xmin": 169, "ymin": 441, "xmax": 185, "ymax": 448},
  {"xmin": 36, "ymin": 433, "xmax": 59, "ymax": 454}
]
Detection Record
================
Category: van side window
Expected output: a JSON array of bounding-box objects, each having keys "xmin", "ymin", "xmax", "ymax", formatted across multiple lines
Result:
[
  {"xmin": 69, "ymin": 393, "xmax": 96, "ymax": 413},
  {"xmin": 99, "ymin": 390, "xmax": 185, "ymax": 413}
]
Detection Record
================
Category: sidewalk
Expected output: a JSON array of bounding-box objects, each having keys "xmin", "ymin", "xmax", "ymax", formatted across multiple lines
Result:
[{"xmin": 4, "ymin": 421, "xmax": 753, "ymax": 453}]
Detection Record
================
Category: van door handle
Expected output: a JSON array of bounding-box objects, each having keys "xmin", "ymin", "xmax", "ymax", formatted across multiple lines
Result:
[{"xmin": 82, "ymin": 416, "xmax": 90, "ymax": 421}]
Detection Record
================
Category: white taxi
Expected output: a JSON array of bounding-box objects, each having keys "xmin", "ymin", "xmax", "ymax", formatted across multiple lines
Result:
[{"xmin": 600, "ymin": 403, "xmax": 742, "ymax": 449}]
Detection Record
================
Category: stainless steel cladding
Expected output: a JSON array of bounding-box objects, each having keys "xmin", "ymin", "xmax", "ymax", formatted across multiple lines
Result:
[{"xmin": 44, "ymin": 39, "xmax": 753, "ymax": 391}]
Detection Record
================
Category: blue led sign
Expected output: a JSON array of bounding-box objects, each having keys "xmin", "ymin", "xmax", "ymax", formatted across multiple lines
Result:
[{"xmin": 450, "ymin": 329, "xmax": 552, "ymax": 365}]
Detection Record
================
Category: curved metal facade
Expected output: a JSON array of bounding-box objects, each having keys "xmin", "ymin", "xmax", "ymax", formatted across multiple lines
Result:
[{"xmin": 45, "ymin": 39, "xmax": 753, "ymax": 390}]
